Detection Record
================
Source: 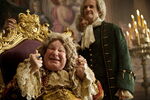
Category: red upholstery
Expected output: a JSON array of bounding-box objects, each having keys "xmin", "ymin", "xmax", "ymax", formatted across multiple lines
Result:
[{"xmin": 0, "ymin": 39, "xmax": 42, "ymax": 84}]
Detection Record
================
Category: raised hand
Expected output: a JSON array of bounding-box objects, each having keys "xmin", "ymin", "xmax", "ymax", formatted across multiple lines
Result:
[
  {"xmin": 30, "ymin": 50, "xmax": 43, "ymax": 74},
  {"xmin": 3, "ymin": 18, "xmax": 17, "ymax": 30},
  {"xmin": 75, "ymin": 55, "xmax": 87, "ymax": 79}
]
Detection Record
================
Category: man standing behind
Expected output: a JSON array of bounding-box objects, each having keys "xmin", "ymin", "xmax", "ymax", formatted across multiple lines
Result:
[{"xmin": 78, "ymin": 0, "xmax": 135, "ymax": 100}]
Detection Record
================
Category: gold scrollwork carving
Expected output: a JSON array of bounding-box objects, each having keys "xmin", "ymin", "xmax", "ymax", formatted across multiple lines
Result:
[{"xmin": 0, "ymin": 10, "xmax": 51, "ymax": 54}]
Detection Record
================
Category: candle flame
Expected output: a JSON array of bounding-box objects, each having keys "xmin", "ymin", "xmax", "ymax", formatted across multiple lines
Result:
[
  {"xmin": 141, "ymin": 15, "xmax": 144, "ymax": 19},
  {"xmin": 135, "ymin": 29, "xmax": 138, "ymax": 33},
  {"xmin": 144, "ymin": 20, "xmax": 147, "ymax": 25},
  {"xmin": 126, "ymin": 31, "xmax": 129, "ymax": 36},
  {"xmin": 131, "ymin": 15, "xmax": 134, "ymax": 19},
  {"xmin": 134, "ymin": 21, "xmax": 137, "ymax": 25},
  {"xmin": 128, "ymin": 23, "xmax": 131, "ymax": 28},
  {"xmin": 136, "ymin": 9, "xmax": 140, "ymax": 16}
]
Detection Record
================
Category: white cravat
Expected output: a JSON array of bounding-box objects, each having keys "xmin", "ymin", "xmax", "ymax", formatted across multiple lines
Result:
[{"xmin": 81, "ymin": 17, "xmax": 103, "ymax": 49}]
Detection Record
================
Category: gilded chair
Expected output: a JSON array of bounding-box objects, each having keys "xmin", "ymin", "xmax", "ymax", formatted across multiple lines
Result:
[{"xmin": 0, "ymin": 10, "xmax": 50, "ymax": 85}]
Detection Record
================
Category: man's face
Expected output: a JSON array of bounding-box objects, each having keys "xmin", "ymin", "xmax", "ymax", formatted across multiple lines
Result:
[
  {"xmin": 44, "ymin": 40, "xmax": 67, "ymax": 71},
  {"xmin": 79, "ymin": 17, "xmax": 89, "ymax": 31},
  {"xmin": 83, "ymin": 0, "xmax": 99, "ymax": 24}
]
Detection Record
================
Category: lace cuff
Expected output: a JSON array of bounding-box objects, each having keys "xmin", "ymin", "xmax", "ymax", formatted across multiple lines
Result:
[
  {"xmin": 115, "ymin": 89, "xmax": 134, "ymax": 99},
  {"xmin": 81, "ymin": 64, "xmax": 100, "ymax": 100}
]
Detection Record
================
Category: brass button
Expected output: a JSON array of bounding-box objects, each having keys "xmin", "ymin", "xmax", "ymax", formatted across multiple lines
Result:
[
  {"xmin": 105, "ymin": 52, "xmax": 110, "ymax": 55},
  {"xmin": 104, "ymin": 36, "xmax": 108, "ymax": 39},
  {"xmin": 90, "ymin": 59, "xmax": 93, "ymax": 62},
  {"xmin": 107, "ymin": 60, "xmax": 111, "ymax": 63},
  {"xmin": 90, "ymin": 54, "xmax": 92, "ymax": 56},
  {"xmin": 109, "ymin": 77, "xmax": 115, "ymax": 79},
  {"xmin": 104, "ymin": 44, "xmax": 108, "ymax": 46}
]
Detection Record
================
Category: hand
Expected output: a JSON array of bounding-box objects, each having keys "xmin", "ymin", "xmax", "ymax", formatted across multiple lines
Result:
[
  {"xmin": 3, "ymin": 18, "xmax": 17, "ymax": 30},
  {"xmin": 75, "ymin": 55, "xmax": 86, "ymax": 79},
  {"xmin": 30, "ymin": 50, "xmax": 43, "ymax": 74}
]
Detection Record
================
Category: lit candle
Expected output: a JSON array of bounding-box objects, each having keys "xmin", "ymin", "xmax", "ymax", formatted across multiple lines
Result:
[
  {"xmin": 128, "ymin": 23, "xmax": 132, "ymax": 32},
  {"xmin": 131, "ymin": 15, "xmax": 135, "ymax": 26},
  {"xmin": 144, "ymin": 20, "xmax": 147, "ymax": 30},
  {"xmin": 134, "ymin": 21, "xmax": 137, "ymax": 28},
  {"xmin": 135, "ymin": 29, "xmax": 140, "ymax": 45},
  {"xmin": 136, "ymin": 9, "xmax": 141, "ymax": 27},
  {"xmin": 126, "ymin": 31, "xmax": 131, "ymax": 47},
  {"xmin": 141, "ymin": 15, "xmax": 144, "ymax": 27},
  {"xmin": 128, "ymin": 23, "xmax": 132, "ymax": 28},
  {"xmin": 128, "ymin": 23, "xmax": 133, "ymax": 39},
  {"xmin": 125, "ymin": 31, "xmax": 129, "ymax": 39},
  {"xmin": 126, "ymin": 31, "xmax": 130, "ymax": 38},
  {"xmin": 131, "ymin": 15, "xmax": 135, "ymax": 21},
  {"xmin": 146, "ymin": 31, "xmax": 150, "ymax": 43}
]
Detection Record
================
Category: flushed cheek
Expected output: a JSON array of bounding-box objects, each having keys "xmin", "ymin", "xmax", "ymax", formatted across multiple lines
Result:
[
  {"xmin": 61, "ymin": 55, "xmax": 67, "ymax": 65},
  {"xmin": 85, "ymin": 9, "xmax": 93, "ymax": 14}
]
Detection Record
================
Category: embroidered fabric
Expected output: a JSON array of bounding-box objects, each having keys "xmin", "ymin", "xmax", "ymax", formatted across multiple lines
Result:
[{"xmin": 16, "ymin": 59, "xmax": 99, "ymax": 100}]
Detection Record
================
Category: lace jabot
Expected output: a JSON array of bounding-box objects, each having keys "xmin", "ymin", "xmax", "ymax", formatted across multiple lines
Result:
[{"xmin": 81, "ymin": 17, "xmax": 103, "ymax": 49}]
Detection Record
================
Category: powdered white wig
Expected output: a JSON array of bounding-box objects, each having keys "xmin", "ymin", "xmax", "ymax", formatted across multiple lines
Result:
[{"xmin": 80, "ymin": 0, "xmax": 106, "ymax": 21}]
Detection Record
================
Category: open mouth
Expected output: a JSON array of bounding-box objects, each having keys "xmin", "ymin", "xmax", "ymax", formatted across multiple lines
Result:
[
  {"xmin": 49, "ymin": 57, "xmax": 60, "ymax": 61},
  {"xmin": 86, "ymin": 11, "xmax": 92, "ymax": 14}
]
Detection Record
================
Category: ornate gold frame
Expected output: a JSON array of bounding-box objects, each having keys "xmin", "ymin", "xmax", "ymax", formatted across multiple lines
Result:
[{"xmin": 0, "ymin": 10, "xmax": 51, "ymax": 54}]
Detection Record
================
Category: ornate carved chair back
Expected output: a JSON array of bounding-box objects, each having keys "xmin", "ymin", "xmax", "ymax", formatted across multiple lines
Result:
[{"xmin": 0, "ymin": 10, "xmax": 51, "ymax": 85}]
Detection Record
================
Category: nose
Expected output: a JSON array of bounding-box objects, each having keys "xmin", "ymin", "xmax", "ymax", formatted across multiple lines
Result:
[{"xmin": 51, "ymin": 50, "xmax": 59, "ymax": 56}]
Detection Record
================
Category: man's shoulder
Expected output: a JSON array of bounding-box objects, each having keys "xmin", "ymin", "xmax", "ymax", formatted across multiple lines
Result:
[{"xmin": 102, "ymin": 21, "xmax": 121, "ymax": 29}]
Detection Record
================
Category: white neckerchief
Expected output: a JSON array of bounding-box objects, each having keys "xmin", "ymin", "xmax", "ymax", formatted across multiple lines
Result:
[{"xmin": 81, "ymin": 17, "xmax": 103, "ymax": 49}]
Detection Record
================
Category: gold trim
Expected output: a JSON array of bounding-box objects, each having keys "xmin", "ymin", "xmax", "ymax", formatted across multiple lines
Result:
[
  {"xmin": 0, "ymin": 10, "xmax": 51, "ymax": 54},
  {"xmin": 43, "ymin": 88, "xmax": 79, "ymax": 100},
  {"xmin": 109, "ymin": 77, "xmax": 115, "ymax": 79}
]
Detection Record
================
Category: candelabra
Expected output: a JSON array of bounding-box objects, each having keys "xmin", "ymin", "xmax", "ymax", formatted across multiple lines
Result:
[{"xmin": 126, "ymin": 10, "xmax": 150, "ymax": 100}]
